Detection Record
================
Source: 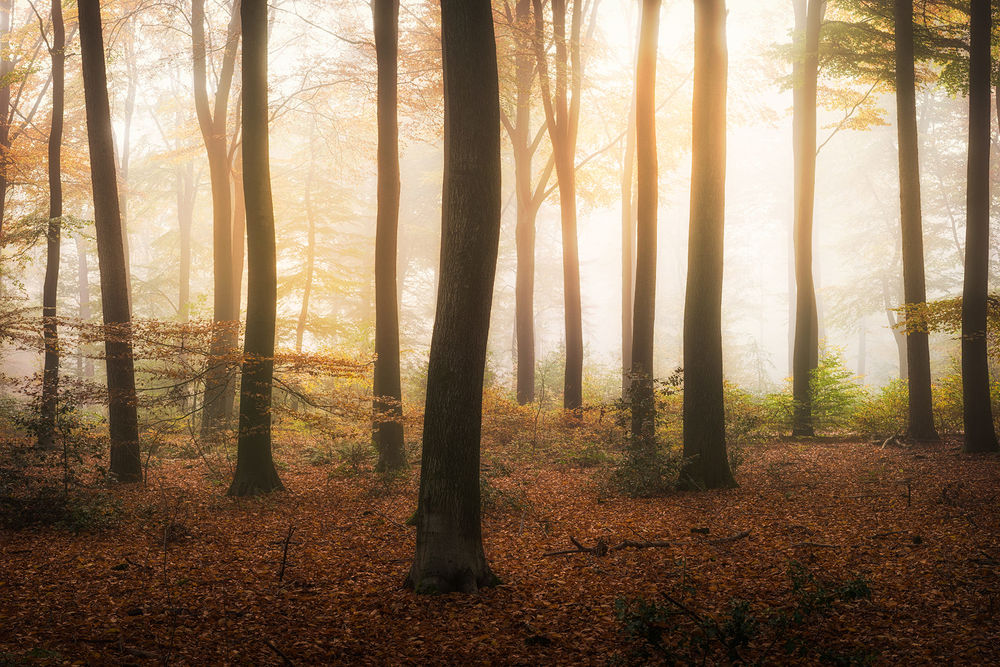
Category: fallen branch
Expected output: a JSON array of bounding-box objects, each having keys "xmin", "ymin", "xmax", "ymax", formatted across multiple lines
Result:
[
  {"xmin": 266, "ymin": 639, "xmax": 295, "ymax": 665},
  {"xmin": 703, "ymin": 530, "xmax": 752, "ymax": 545},
  {"xmin": 790, "ymin": 541, "xmax": 840, "ymax": 549},
  {"xmin": 543, "ymin": 536, "xmax": 609, "ymax": 557}
]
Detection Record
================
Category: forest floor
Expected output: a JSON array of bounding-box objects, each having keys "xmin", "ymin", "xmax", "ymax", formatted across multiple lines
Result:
[{"xmin": 1, "ymin": 433, "xmax": 999, "ymax": 665}]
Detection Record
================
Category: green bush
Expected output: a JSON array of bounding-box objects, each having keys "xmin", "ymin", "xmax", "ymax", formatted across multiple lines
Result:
[
  {"xmin": 810, "ymin": 350, "xmax": 864, "ymax": 434},
  {"xmin": 852, "ymin": 379, "xmax": 908, "ymax": 439}
]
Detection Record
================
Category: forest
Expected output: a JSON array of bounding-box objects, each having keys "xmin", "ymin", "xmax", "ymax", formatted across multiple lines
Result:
[{"xmin": 0, "ymin": 0, "xmax": 998, "ymax": 663}]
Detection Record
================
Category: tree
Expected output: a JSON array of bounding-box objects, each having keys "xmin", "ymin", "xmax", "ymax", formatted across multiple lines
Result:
[
  {"xmin": 629, "ymin": 0, "xmax": 660, "ymax": 459},
  {"xmin": 0, "ymin": 0, "xmax": 11, "ymax": 252},
  {"xmin": 533, "ymin": 0, "xmax": 598, "ymax": 411},
  {"xmin": 894, "ymin": 0, "xmax": 938, "ymax": 442},
  {"xmin": 193, "ymin": 0, "xmax": 241, "ymax": 434},
  {"xmin": 791, "ymin": 0, "xmax": 824, "ymax": 437},
  {"xmin": 680, "ymin": 0, "xmax": 735, "ymax": 490},
  {"xmin": 961, "ymin": 0, "xmax": 997, "ymax": 454},
  {"xmin": 78, "ymin": 0, "xmax": 140, "ymax": 481},
  {"xmin": 228, "ymin": 0, "xmax": 283, "ymax": 496},
  {"xmin": 406, "ymin": 0, "xmax": 501, "ymax": 594},
  {"xmin": 38, "ymin": 0, "xmax": 66, "ymax": 450},
  {"xmin": 498, "ymin": 0, "xmax": 554, "ymax": 406},
  {"xmin": 372, "ymin": 0, "xmax": 406, "ymax": 472}
]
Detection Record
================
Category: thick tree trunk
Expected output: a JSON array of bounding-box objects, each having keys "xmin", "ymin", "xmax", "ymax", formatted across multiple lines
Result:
[
  {"xmin": 78, "ymin": 0, "xmax": 140, "ymax": 481},
  {"xmin": 406, "ymin": 0, "xmax": 500, "ymax": 595},
  {"xmin": 962, "ymin": 0, "xmax": 998, "ymax": 453},
  {"xmin": 228, "ymin": 0, "xmax": 284, "ymax": 495},
  {"xmin": 193, "ymin": 0, "xmax": 241, "ymax": 435},
  {"xmin": 38, "ymin": 0, "xmax": 66, "ymax": 451},
  {"xmin": 681, "ymin": 0, "xmax": 734, "ymax": 490},
  {"xmin": 791, "ymin": 0, "xmax": 823, "ymax": 437},
  {"xmin": 629, "ymin": 0, "xmax": 659, "ymax": 458},
  {"xmin": 373, "ymin": 0, "xmax": 406, "ymax": 472},
  {"xmin": 894, "ymin": 0, "xmax": 938, "ymax": 441}
]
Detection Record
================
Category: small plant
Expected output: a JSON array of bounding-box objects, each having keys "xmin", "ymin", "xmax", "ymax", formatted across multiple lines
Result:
[
  {"xmin": 809, "ymin": 350, "xmax": 864, "ymax": 434},
  {"xmin": 480, "ymin": 458, "xmax": 530, "ymax": 514},
  {"xmin": 852, "ymin": 379, "xmax": 908, "ymax": 439}
]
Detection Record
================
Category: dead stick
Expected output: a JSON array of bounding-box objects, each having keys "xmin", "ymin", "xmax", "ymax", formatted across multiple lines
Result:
[
  {"xmin": 703, "ymin": 530, "xmax": 751, "ymax": 545},
  {"xmin": 265, "ymin": 639, "xmax": 294, "ymax": 665}
]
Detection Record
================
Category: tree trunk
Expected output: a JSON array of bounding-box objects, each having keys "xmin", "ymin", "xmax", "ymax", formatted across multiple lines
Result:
[
  {"xmin": 39, "ymin": 0, "xmax": 66, "ymax": 450},
  {"xmin": 511, "ymin": 0, "xmax": 537, "ymax": 406},
  {"xmin": 791, "ymin": 0, "xmax": 823, "ymax": 437},
  {"xmin": 193, "ymin": 0, "xmax": 241, "ymax": 435},
  {"xmin": 0, "ymin": 0, "xmax": 11, "ymax": 258},
  {"xmin": 961, "ymin": 0, "xmax": 998, "ymax": 453},
  {"xmin": 629, "ymin": 0, "xmax": 659, "ymax": 459},
  {"xmin": 680, "ymin": 0, "xmax": 734, "ymax": 490},
  {"xmin": 534, "ymin": 0, "xmax": 585, "ymax": 411},
  {"xmin": 621, "ymin": 82, "xmax": 637, "ymax": 398},
  {"xmin": 295, "ymin": 155, "xmax": 315, "ymax": 353},
  {"xmin": 406, "ymin": 0, "xmax": 500, "ymax": 595},
  {"xmin": 177, "ymin": 161, "xmax": 195, "ymax": 321},
  {"xmin": 373, "ymin": 0, "xmax": 406, "ymax": 472},
  {"xmin": 228, "ymin": 0, "xmax": 284, "ymax": 496},
  {"xmin": 75, "ymin": 234, "xmax": 93, "ymax": 378},
  {"xmin": 116, "ymin": 31, "xmax": 136, "ymax": 310},
  {"xmin": 78, "ymin": 0, "xmax": 140, "ymax": 481},
  {"xmin": 231, "ymin": 143, "xmax": 245, "ymax": 318},
  {"xmin": 894, "ymin": 0, "xmax": 938, "ymax": 441}
]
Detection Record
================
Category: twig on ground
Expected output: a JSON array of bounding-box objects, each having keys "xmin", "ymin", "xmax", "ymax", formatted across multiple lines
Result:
[{"xmin": 266, "ymin": 639, "xmax": 295, "ymax": 665}]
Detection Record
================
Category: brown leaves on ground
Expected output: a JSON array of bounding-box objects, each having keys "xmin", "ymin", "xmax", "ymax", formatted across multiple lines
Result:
[{"xmin": 1, "ymin": 437, "xmax": 998, "ymax": 665}]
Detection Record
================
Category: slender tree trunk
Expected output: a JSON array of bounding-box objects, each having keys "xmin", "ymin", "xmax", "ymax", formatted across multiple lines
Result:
[
  {"xmin": 116, "ymin": 32, "xmax": 136, "ymax": 309},
  {"xmin": 857, "ymin": 320, "xmax": 866, "ymax": 378},
  {"xmin": 373, "ymin": 0, "xmax": 406, "ymax": 472},
  {"xmin": 193, "ymin": 0, "xmax": 241, "ymax": 435},
  {"xmin": 962, "ymin": 0, "xmax": 998, "ymax": 453},
  {"xmin": 791, "ymin": 0, "xmax": 823, "ymax": 437},
  {"xmin": 406, "ymin": 0, "xmax": 500, "ymax": 594},
  {"xmin": 294, "ymin": 159, "xmax": 315, "ymax": 353},
  {"xmin": 231, "ymin": 143, "xmax": 245, "ymax": 317},
  {"xmin": 629, "ymin": 0, "xmax": 659, "ymax": 459},
  {"xmin": 512, "ymin": 0, "xmax": 537, "ymax": 406},
  {"xmin": 0, "ymin": 0, "xmax": 11, "ymax": 256},
  {"xmin": 39, "ymin": 0, "xmax": 66, "ymax": 450},
  {"xmin": 680, "ymin": 0, "xmax": 734, "ymax": 490},
  {"xmin": 78, "ymin": 0, "xmax": 140, "ymax": 481},
  {"xmin": 894, "ymin": 0, "xmax": 938, "ymax": 441},
  {"xmin": 177, "ymin": 161, "xmax": 195, "ymax": 321},
  {"xmin": 621, "ymin": 86, "xmax": 636, "ymax": 398},
  {"xmin": 75, "ymin": 234, "xmax": 93, "ymax": 378},
  {"xmin": 229, "ymin": 0, "xmax": 283, "ymax": 495},
  {"xmin": 534, "ymin": 0, "xmax": 585, "ymax": 411}
]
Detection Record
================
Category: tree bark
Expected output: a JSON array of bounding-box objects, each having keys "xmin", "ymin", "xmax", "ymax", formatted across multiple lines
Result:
[
  {"xmin": 629, "ymin": 0, "xmax": 659, "ymax": 459},
  {"xmin": 406, "ymin": 0, "xmax": 500, "ymax": 594},
  {"xmin": 38, "ymin": 0, "xmax": 66, "ymax": 450},
  {"xmin": 78, "ymin": 0, "xmax": 140, "ymax": 481},
  {"xmin": 791, "ymin": 0, "xmax": 823, "ymax": 437},
  {"xmin": 894, "ymin": 0, "xmax": 938, "ymax": 441},
  {"xmin": 621, "ymin": 83, "xmax": 636, "ymax": 398},
  {"xmin": 75, "ymin": 234, "xmax": 93, "ymax": 378},
  {"xmin": 177, "ymin": 161, "xmax": 195, "ymax": 321},
  {"xmin": 533, "ymin": 0, "xmax": 587, "ymax": 411},
  {"xmin": 373, "ymin": 0, "xmax": 406, "ymax": 472},
  {"xmin": 193, "ymin": 0, "xmax": 241, "ymax": 434},
  {"xmin": 961, "ymin": 0, "xmax": 998, "ymax": 453},
  {"xmin": 680, "ymin": 0, "xmax": 734, "ymax": 490},
  {"xmin": 0, "ymin": 0, "xmax": 11, "ymax": 257},
  {"xmin": 228, "ymin": 0, "xmax": 284, "ymax": 495}
]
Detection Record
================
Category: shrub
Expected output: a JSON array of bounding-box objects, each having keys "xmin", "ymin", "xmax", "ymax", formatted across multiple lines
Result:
[
  {"xmin": 852, "ymin": 379, "xmax": 908, "ymax": 439},
  {"xmin": 810, "ymin": 350, "xmax": 864, "ymax": 434}
]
